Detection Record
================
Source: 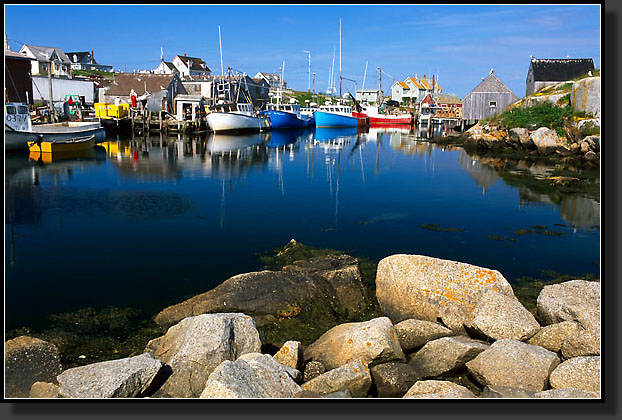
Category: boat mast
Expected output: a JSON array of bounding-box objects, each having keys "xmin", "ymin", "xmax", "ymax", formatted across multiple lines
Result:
[
  {"xmin": 361, "ymin": 60, "xmax": 368, "ymax": 91},
  {"xmin": 339, "ymin": 18, "xmax": 342, "ymax": 99},
  {"xmin": 218, "ymin": 25, "xmax": 224, "ymax": 77}
]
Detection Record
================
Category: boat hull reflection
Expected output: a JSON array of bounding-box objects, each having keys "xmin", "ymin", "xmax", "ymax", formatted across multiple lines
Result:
[{"xmin": 206, "ymin": 132, "xmax": 268, "ymax": 154}]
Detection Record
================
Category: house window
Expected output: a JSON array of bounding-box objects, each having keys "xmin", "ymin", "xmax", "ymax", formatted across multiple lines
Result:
[{"xmin": 489, "ymin": 101, "xmax": 497, "ymax": 108}]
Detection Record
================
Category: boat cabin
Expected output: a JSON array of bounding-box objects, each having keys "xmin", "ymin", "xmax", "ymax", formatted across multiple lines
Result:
[
  {"xmin": 266, "ymin": 103, "xmax": 301, "ymax": 118},
  {"xmin": 319, "ymin": 105, "xmax": 352, "ymax": 115},
  {"xmin": 211, "ymin": 102, "xmax": 254, "ymax": 116}
]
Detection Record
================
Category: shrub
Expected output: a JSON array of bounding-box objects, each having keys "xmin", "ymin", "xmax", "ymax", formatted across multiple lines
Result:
[{"xmin": 499, "ymin": 102, "xmax": 587, "ymax": 138}]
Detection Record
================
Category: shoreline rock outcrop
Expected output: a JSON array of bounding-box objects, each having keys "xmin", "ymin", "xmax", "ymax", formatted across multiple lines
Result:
[{"xmin": 9, "ymin": 245, "xmax": 600, "ymax": 400}]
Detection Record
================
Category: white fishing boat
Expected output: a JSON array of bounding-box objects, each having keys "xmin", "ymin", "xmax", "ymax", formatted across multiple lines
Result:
[
  {"xmin": 5, "ymin": 102, "xmax": 105, "ymax": 151},
  {"xmin": 206, "ymin": 102, "xmax": 271, "ymax": 133}
]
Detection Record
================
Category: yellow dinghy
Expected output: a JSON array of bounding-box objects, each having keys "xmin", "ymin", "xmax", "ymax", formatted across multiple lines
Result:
[{"xmin": 28, "ymin": 134, "xmax": 95, "ymax": 153}]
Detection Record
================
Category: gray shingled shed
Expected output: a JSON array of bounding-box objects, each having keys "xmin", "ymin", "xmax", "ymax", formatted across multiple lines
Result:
[
  {"xmin": 462, "ymin": 70, "xmax": 520, "ymax": 124},
  {"xmin": 526, "ymin": 58, "xmax": 594, "ymax": 96}
]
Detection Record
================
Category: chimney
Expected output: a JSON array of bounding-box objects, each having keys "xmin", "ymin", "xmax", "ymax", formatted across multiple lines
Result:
[
  {"xmin": 91, "ymin": 49, "xmax": 94, "ymax": 64},
  {"xmin": 184, "ymin": 53, "xmax": 186, "ymax": 57}
]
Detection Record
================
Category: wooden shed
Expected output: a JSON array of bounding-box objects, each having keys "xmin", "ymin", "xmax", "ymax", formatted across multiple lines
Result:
[
  {"xmin": 525, "ymin": 58, "xmax": 594, "ymax": 96},
  {"xmin": 462, "ymin": 70, "xmax": 519, "ymax": 124},
  {"xmin": 5, "ymin": 49, "xmax": 34, "ymax": 103}
]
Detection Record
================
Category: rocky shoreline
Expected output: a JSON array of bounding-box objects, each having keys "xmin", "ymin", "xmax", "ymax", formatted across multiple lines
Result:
[{"xmin": 5, "ymin": 240, "xmax": 600, "ymax": 399}]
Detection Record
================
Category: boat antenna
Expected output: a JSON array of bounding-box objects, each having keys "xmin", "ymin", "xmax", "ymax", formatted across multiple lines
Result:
[{"xmin": 361, "ymin": 60, "xmax": 368, "ymax": 91}]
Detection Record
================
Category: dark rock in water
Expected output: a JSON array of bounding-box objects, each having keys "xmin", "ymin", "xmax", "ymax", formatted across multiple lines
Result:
[
  {"xmin": 5, "ymin": 336, "xmax": 63, "ymax": 398},
  {"xmin": 154, "ymin": 251, "xmax": 371, "ymax": 348},
  {"xmin": 370, "ymin": 362, "xmax": 421, "ymax": 398}
]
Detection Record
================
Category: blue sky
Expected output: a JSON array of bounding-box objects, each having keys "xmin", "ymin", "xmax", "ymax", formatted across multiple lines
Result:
[{"xmin": 5, "ymin": 4, "xmax": 601, "ymax": 98}]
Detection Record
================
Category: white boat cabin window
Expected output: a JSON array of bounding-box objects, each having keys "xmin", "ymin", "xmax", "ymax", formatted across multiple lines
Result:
[
  {"xmin": 18, "ymin": 105, "xmax": 29, "ymax": 114},
  {"xmin": 6, "ymin": 105, "xmax": 16, "ymax": 115}
]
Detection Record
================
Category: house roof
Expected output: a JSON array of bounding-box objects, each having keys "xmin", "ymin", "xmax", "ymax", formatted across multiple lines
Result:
[
  {"xmin": 437, "ymin": 94, "xmax": 462, "ymax": 104},
  {"xmin": 255, "ymin": 72, "xmax": 282, "ymax": 82},
  {"xmin": 175, "ymin": 55, "xmax": 211, "ymax": 72},
  {"xmin": 21, "ymin": 44, "xmax": 71, "ymax": 64},
  {"xmin": 105, "ymin": 73, "xmax": 178, "ymax": 96},
  {"xmin": 65, "ymin": 51, "xmax": 95, "ymax": 64},
  {"xmin": 396, "ymin": 81, "xmax": 409, "ymax": 89},
  {"xmin": 468, "ymin": 72, "xmax": 518, "ymax": 96},
  {"xmin": 5, "ymin": 49, "xmax": 34, "ymax": 60},
  {"xmin": 530, "ymin": 58, "xmax": 594, "ymax": 82}
]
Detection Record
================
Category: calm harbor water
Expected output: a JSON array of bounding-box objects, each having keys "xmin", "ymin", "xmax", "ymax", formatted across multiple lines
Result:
[{"xmin": 5, "ymin": 125, "xmax": 600, "ymax": 332}]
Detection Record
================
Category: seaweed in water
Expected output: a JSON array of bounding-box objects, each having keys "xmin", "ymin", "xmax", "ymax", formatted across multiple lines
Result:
[
  {"xmin": 5, "ymin": 306, "xmax": 166, "ymax": 369},
  {"xmin": 421, "ymin": 223, "xmax": 466, "ymax": 233}
]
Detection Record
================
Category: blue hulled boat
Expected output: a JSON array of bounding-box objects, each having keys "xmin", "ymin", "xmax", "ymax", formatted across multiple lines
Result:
[
  {"xmin": 314, "ymin": 104, "xmax": 361, "ymax": 128},
  {"xmin": 260, "ymin": 103, "xmax": 314, "ymax": 129}
]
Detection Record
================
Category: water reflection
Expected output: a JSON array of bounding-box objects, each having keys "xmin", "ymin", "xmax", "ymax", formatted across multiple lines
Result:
[
  {"xmin": 456, "ymin": 150, "xmax": 600, "ymax": 229},
  {"xmin": 5, "ymin": 125, "xmax": 600, "ymax": 333}
]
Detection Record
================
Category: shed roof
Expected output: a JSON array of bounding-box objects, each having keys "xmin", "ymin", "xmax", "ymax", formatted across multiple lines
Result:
[
  {"xmin": 105, "ymin": 73, "xmax": 178, "ymax": 96},
  {"xmin": 5, "ymin": 49, "xmax": 34, "ymax": 60},
  {"xmin": 468, "ymin": 72, "xmax": 517, "ymax": 95},
  {"xmin": 530, "ymin": 58, "xmax": 594, "ymax": 82},
  {"xmin": 437, "ymin": 94, "xmax": 462, "ymax": 104}
]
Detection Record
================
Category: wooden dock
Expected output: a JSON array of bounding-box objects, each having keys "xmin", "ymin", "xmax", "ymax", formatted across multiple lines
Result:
[{"xmin": 100, "ymin": 107, "xmax": 209, "ymax": 135}]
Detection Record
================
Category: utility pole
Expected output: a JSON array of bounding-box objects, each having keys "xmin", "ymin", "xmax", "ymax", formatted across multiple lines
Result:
[
  {"xmin": 303, "ymin": 50, "xmax": 311, "ymax": 93},
  {"xmin": 377, "ymin": 67, "xmax": 382, "ymax": 104},
  {"xmin": 312, "ymin": 72, "xmax": 316, "ymax": 97},
  {"xmin": 48, "ymin": 60, "xmax": 56, "ymax": 122}
]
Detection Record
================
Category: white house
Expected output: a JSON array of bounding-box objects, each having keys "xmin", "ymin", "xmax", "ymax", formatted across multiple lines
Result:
[
  {"xmin": 253, "ymin": 71, "xmax": 286, "ymax": 89},
  {"xmin": 19, "ymin": 44, "xmax": 72, "ymax": 77},
  {"xmin": 355, "ymin": 89, "xmax": 382, "ymax": 104},
  {"xmin": 172, "ymin": 54, "xmax": 211, "ymax": 78},
  {"xmin": 153, "ymin": 61, "xmax": 179, "ymax": 75},
  {"xmin": 65, "ymin": 50, "xmax": 113, "ymax": 72}
]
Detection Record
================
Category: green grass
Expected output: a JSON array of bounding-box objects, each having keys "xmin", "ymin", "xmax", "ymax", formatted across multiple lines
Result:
[
  {"xmin": 72, "ymin": 69, "xmax": 115, "ymax": 79},
  {"xmin": 498, "ymin": 102, "xmax": 588, "ymax": 137}
]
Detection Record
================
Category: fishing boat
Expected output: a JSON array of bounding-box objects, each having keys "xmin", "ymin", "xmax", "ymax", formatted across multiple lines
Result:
[
  {"xmin": 27, "ymin": 134, "xmax": 96, "ymax": 153},
  {"xmin": 206, "ymin": 101, "xmax": 271, "ymax": 134},
  {"xmin": 314, "ymin": 104, "xmax": 363, "ymax": 128},
  {"xmin": 260, "ymin": 102, "xmax": 314, "ymax": 129},
  {"xmin": 359, "ymin": 104, "xmax": 413, "ymax": 125},
  {"xmin": 5, "ymin": 102, "xmax": 106, "ymax": 151}
]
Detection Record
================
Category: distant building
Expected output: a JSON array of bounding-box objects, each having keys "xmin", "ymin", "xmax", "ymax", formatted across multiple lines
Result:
[
  {"xmin": 103, "ymin": 73, "xmax": 186, "ymax": 112},
  {"xmin": 253, "ymin": 72, "xmax": 286, "ymax": 90},
  {"xmin": 391, "ymin": 75, "xmax": 442, "ymax": 108},
  {"xmin": 437, "ymin": 94, "xmax": 463, "ymax": 119},
  {"xmin": 172, "ymin": 54, "xmax": 211, "ymax": 78},
  {"xmin": 5, "ymin": 49, "xmax": 35, "ymax": 103},
  {"xmin": 462, "ymin": 70, "xmax": 519, "ymax": 124},
  {"xmin": 153, "ymin": 61, "xmax": 179, "ymax": 75},
  {"xmin": 526, "ymin": 58, "xmax": 595, "ymax": 96},
  {"xmin": 65, "ymin": 50, "xmax": 113, "ymax": 72},
  {"xmin": 19, "ymin": 44, "xmax": 72, "ymax": 77},
  {"xmin": 390, "ymin": 81, "xmax": 410, "ymax": 103},
  {"xmin": 355, "ymin": 89, "xmax": 382, "ymax": 104}
]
